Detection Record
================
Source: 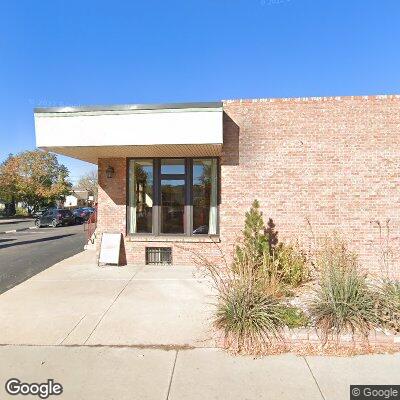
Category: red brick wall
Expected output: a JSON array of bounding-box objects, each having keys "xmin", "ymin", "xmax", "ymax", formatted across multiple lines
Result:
[
  {"xmin": 97, "ymin": 95, "xmax": 400, "ymax": 276},
  {"xmin": 98, "ymin": 158, "xmax": 127, "ymax": 235},
  {"xmin": 221, "ymin": 95, "xmax": 400, "ymax": 277}
]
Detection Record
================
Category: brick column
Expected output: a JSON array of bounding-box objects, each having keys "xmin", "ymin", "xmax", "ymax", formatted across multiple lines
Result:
[{"xmin": 97, "ymin": 158, "xmax": 127, "ymax": 263}]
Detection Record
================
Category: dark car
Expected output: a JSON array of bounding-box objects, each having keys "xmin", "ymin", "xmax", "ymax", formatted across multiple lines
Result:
[
  {"xmin": 32, "ymin": 207, "xmax": 56, "ymax": 219},
  {"xmin": 35, "ymin": 209, "xmax": 75, "ymax": 228},
  {"xmin": 72, "ymin": 207, "xmax": 95, "ymax": 223}
]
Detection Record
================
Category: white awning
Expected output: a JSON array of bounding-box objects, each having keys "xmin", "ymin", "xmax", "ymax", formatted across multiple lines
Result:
[{"xmin": 34, "ymin": 102, "xmax": 223, "ymax": 164}]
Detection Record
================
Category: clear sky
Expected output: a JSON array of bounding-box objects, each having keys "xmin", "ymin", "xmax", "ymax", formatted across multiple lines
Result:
[{"xmin": 1, "ymin": 0, "xmax": 399, "ymax": 183}]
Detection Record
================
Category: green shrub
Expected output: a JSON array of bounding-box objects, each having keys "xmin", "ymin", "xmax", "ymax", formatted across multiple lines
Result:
[
  {"xmin": 275, "ymin": 243, "xmax": 309, "ymax": 287},
  {"xmin": 234, "ymin": 200, "xmax": 308, "ymax": 289},
  {"xmin": 278, "ymin": 305, "xmax": 310, "ymax": 328},
  {"xmin": 375, "ymin": 280, "xmax": 400, "ymax": 333},
  {"xmin": 215, "ymin": 280, "xmax": 284, "ymax": 352},
  {"xmin": 310, "ymin": 236, "xmax": 377, "ymax": 342}
]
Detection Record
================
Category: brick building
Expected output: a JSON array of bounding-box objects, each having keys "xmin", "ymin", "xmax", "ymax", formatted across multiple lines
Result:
[{"xmin": 34, "ymin": 95, "xmax": 400, "ymax": 274}]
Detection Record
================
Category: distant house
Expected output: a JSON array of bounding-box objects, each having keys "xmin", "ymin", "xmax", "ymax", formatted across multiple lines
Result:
[{"xmin": 63, "ymin": 190, "xmax": 93, "ymax": 208}]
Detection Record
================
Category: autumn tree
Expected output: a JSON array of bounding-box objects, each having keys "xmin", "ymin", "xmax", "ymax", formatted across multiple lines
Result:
[
  {"xmin": 75, "ymin": 169, "xmax": 98, "ymax": 202},
  {"xmin": 0, "ymin": 154, "xmax": 18, "ymax": 215},
  {"xmin": 0, "ymin": 150, "xmax": 72, "ymax": 215}
]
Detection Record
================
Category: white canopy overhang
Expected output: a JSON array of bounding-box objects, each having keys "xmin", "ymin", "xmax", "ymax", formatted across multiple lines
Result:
[{"xmin": 34, "ymin": 102, "xmax": 223, "ymax": 164}]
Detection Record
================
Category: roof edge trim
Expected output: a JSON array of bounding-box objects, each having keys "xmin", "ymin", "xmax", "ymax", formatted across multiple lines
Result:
[{"xmin": 34, "ymin": 102, "xmax": 223, "ymax": 114}]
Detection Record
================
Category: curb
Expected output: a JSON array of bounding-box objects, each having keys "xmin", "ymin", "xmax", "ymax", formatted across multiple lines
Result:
[
  {"xmin": 1, "ymin": 226, "xmax": 37, "ymax": 234},
  {"xmin": 0, "ymin": 219, "xmax": 35, "ymax": 226}
]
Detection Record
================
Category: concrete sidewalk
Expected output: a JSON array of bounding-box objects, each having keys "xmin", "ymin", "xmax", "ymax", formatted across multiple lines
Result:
[
  {"xmin": 0, "ymin": 250, "xmax": 214, "ymax": 347},
  {"xmin": 0, "ymin": 345, "xmax": 399, "ymax": 399},
  {"xmin": 0, "ymin": 250, "xmax": 399, "ymax": 399}
]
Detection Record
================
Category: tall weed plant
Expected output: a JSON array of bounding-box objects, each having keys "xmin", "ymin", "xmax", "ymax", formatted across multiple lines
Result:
[
  {"xmin": 310, "ymin": 235, "xmax": 378, "ymax": 343},
  {"xmin": 197, "ymin": 240, "xmax": 285, "ymax": 353},
  {"xmin": 374, "ymin": 280, "xmax": 400, "ymax": 333}
]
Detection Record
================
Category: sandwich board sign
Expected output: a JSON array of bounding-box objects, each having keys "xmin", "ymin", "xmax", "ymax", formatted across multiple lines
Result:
[{"xmin": 99, "ymin": 233, "xmax": 122, "ymax": 266}]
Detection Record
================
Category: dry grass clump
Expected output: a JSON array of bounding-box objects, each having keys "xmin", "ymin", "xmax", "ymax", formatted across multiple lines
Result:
[
  {"xmin": 309, "ymin": 235, "xmax": 378, "ymax": 344},
  {"xmin": 214, "ymin": 279, "xmax": 284, "ymax": 353},
  {"xmin": 374, "ymin": 280, "xmax": 400, "ymax": 333},
  {"xmin": 202, "ymin": 245, "xmax": 285, "ymax": 354}
]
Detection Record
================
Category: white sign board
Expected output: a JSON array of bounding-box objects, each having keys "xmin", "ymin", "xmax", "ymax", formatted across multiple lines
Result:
[{"xmin": 99, "ymin": 233, "xmax": 122, "ymax": 265}]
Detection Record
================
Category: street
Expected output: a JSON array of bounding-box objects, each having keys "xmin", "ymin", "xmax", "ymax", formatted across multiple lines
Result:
[{"xmin": 0, "ymin": 224, "xmax": 86, "ymax": 294}]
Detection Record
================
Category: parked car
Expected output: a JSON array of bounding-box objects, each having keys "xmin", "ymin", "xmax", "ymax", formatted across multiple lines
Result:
[
  {"xmin": 82, "ymin": 207, "xmax": 95, "ymax": 214},
  {"xmin": 72, "ymin": 207, "xmax": 95, "ymax": 223},
  {"xmin": 35, "ymin": 209, "xmax": 75, "ymax": 228},
  {"xmin": 32, "ymin": 207, "xmax": 56, "ymax": 218}
]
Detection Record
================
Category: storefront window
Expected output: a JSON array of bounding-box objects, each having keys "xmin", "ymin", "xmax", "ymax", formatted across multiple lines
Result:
[
  {"xmin": 128, "ymin": 160, "xmax": 153, "ymax": 234},
  {"xmin": 128, "ymin": 158, "xmax": 218, "ymax": 236},
  {"xmin": 192, "ymin": 159, "xmax": 218, "ymax": 234},
  {"xmin": 161, "ymin": 158, "xmax": 185, "ymax": 174}
]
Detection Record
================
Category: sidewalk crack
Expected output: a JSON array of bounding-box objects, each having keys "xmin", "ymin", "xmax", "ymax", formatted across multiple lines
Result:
[
  {"xmin": 83, "ymin": 266, "xmax": 145, "ymax": 344},
  {"xmin": 303, "ymin": 356, "xmax": 326, "ymax": 400},
  {"xmin": 166, "ymin": 350, "xmax": 178, "ymax": 400},
  {"xmin": 59, "ymin": 314, "xmax": 86, "ymax": 345}
]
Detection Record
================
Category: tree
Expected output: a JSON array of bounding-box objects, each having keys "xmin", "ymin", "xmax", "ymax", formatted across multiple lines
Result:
[
  {"xmin": 234, "ymin": 199, "xmax": 270, "ymax": 268},
  {"xmin": 265, "ymin": 217, "xmax": 279, "ymax": 256},
  {"xmin": 0, "ymin": 150, "xmax": 72, "ymax": 215},
  {"xmin": 234, "ymin": 200, "xmax": 282, "ymax": 272},
  {"xmin": 75, "ymin": 169, "xmax": 98, "ymax": 202},
  {"xmin": 0, "ymin": 154, "xmax": 17, "ymax": 215}
]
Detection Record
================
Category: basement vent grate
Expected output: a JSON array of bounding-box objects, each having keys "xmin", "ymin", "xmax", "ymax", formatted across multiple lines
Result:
[{"xmin": 145, "ymin": 247, "xmax": 172, "ymax": 265}]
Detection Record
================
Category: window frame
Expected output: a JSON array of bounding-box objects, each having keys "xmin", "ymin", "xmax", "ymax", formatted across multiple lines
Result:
[{"xmin": 126, "ymin": 156, "xmax": 220, "ymax": 237}]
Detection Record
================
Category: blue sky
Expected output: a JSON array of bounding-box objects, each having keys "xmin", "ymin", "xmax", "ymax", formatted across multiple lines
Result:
[{"xmin": 1, "ymin": 0, "xmax": 399, "ymax": 183}]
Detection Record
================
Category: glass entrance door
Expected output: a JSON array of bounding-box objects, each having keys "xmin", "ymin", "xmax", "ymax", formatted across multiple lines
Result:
[{"xmin": 160, "ymin": 159, "xmax": 186, "ymax": 234}]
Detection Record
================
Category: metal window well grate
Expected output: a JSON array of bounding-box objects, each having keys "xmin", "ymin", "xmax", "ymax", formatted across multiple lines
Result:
[{"xmin": 145, "ymin": 247, "xmax": 172, "ymax": 265}]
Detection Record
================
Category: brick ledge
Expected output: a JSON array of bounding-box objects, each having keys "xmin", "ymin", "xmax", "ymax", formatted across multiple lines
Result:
[
  {"xmin": 126, "ymin": 235, "xmax": 220, "ymax": 243},
  {"xmin": 223, "ymin": 94, "xmax": 400, "ymax": 103}
]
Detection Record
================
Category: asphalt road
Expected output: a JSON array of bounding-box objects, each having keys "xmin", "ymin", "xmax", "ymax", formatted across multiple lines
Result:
[{"xmin": 0, "ymin": 224, "xmax": 86, "ymax": 294}]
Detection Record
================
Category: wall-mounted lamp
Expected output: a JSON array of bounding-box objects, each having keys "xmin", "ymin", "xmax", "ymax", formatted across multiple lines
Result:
[{"xmin": 106, "ymin": 165, "xmax": 115, "ymax": 178}]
